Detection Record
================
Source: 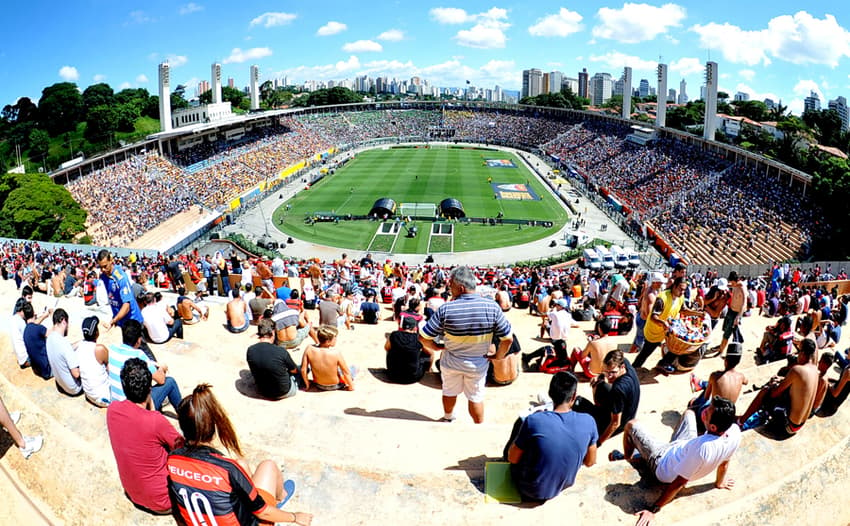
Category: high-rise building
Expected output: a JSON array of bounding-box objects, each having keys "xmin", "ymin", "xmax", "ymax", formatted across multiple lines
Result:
[
  {"xmin": 228, "ymin": 77, "xmax": 235, "ymax": 89},
  {"xmin": 700, "ymin": 85, "xmax": 707, "ymax": 101},
  {"xmin": 578, "ymin": 68, "xmax": 589, "ymax": 98},
  {"xmin": 829, "ymin": 96, "xmax": 849, "ymax": 131},
  {"xmin": 804, "ymin": 91, "xmax": 821, "ymax": 112},
  {"xmin": 678, "ymin": 79, "xmax": 688, "ymax": 104},
  {"xmin": 613, "ymin": 77, "xmax": 625, "ymax": 97},
  {"xmin": 638, "ymin": 79, "xmax": 650, "ymax": 98},
  {"xmin": 494, "ymin": 85, "xmax": 503, "ymax": 102},
  {"xmin": 197, "ymin": 80, "xmax": 210, "ymax": 97},
  {"xmin": 548, "ymin": 71, "xmax": 564, "ymax": 94},
  {"xmin": 764, "ymin": 98, "xmax": 776, "ymax": 110},
  {"xmin": 563, "ymin": 77, "xmax": 579, "ymax": 94},
  {"xmin": 522, "ymin": 68, "xmax": 543, "ymax": 99},
  {"xmin": 590, "ymin": 72, "xmax": 612, "ymax": 106},
  {"xmin": 734, "ymin": 91, "xmax": 750, "ymax": 102},
  {"xmin": 668, "ymin": 89, "xmax": 677, "ymax": 103}
]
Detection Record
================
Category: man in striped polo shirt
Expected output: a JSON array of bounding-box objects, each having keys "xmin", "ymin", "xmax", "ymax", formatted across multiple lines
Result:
[{"xmin": 421, "ymin": 266, "xmax": 513, "ymax": 424}]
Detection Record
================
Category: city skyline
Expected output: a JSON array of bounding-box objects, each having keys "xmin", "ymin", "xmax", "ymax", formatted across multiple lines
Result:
[{"xmin": 2, "ymin": 1, "xmax": 850, "ymax": 116}]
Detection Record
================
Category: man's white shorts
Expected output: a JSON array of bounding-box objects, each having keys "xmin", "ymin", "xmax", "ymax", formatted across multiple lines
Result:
[{"xmin": 441, "ymin": 367, "xmax": 486, "ymax": 403}]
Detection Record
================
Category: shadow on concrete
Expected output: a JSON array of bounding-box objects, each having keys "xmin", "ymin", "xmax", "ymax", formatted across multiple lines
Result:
[
  {"xmin": 0, "ymin": 431, "xmax": 14, "ymax": 459},
  {"xmin": 605, "ymin": 479, "xmax": 715, "ymax": 515},
  {"xmin": 445, "ymin": 454, "xmax": 496, "ymax": 493},
  {"xmin": 661, "ymin": 410, "xmax": 683, "ymax": 431},
  {"xmin": 635, "ymin": 368, "xmax": 661, "ymax": 385},
  {"xmin": 235, "ymin": 369, "xmax": 266, "ymax": 400},
  {"xmin": 344, "ymin": 407, "xmax": 435, "ymax": 422},
  {"xmin": 417, "ymin": 372, "xmax": 443, "ymax": 390},
  {"xmin": 367, "ymin": 367, "xmax": 393, "ymax": 383}
]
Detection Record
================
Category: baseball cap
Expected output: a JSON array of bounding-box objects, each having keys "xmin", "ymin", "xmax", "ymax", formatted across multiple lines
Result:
[
  {"xmin": 716, "ymin": 278, "xmax": 729, "ymax": 291},
  {"xmin": 81, "ymin": 316, "xmax": 99, "ymax": 338},
  {"xmin": 554, "ymin": 298, "xmax": 568, "ymax": 308},
  {"xmin": 650, "ymin": 272, "xmax": 665, "ymax": 283},
  {"xmin": 401, "ymin": 316, "xmax": 418, "ymax": 330}
]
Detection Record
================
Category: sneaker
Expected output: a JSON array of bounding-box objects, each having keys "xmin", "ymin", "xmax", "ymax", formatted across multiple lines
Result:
[
  {"xmin": 19, "ymin": 435, "xmax": 43, "ymax": 459},
  {"xmin": 277, "ymin": 479, "xmax": 296, "ymax": 509},
  {"xmin": 438, "ymin": 415, "xmax": 456, "ymax": 423},
  {"xmin": 656, "ymin": 363, "xmax": 676, "ymax": 375},
  {"xmin": 689, "ymin": 374, "xmax": 702, "ymax": 393}
]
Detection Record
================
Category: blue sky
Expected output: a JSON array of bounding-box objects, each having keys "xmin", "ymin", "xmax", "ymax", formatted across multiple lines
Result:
[{"xmin": 2, "ymin": 1, "xmax": 850, "ymax": 116}]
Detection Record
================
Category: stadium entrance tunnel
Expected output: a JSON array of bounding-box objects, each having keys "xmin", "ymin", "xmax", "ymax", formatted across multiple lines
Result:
[
  {"xmin": 439, "ymin": 198, "xmax": 465, "ymax": 219},
  {"xmin": 370, "ymin": 198, "xmax": 397, "ymax": 218}
]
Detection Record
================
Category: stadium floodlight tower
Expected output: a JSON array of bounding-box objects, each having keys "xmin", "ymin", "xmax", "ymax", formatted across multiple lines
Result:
[
  {"xmin": 250, "ymin": 65, "xmax": 260, "ymax": 110},
  {"xmin": 622, "ymin": 66, "xmax": 633, "ymax": 120},
  {"xmin": 211, "ymin": 63, "xmax": 223, "ymax": 104},
  {"xmin": 158, "ymin": 62, "xmax": 172, "ymax": 132},
  {"xmin": 703, "ymin": 61, "xmax": 719, "ymax": 140},
  {"xmin": 656, "ymin": 63, "xmax": 668, "ymax": 128}
]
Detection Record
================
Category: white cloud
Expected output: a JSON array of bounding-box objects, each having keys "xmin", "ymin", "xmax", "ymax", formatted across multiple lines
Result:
[
  {"xmin": 136, "ymin": 74, "xmax": 149, "ymax": 83},
  {"xmin": 547, "ymin": 62, "xmax": 563, "ymax": 67},
  {"xmin": 479, "ymin": 59, "xmax": 518, "ymax": 85},
  {"xmin": 250, "ymin": 12, "xmax": 296, "ymax": 28},
  {"xmin": 118, "ymin": 82, "xmax": 132, "ymax": 90},
  {"xmin": 454, "ymin": 8, "xmax": 510, "ymax": 49},
  {"xmin": 58, "ymin": 66, "xmax": 79, "ymax": 81},
  {"xmin": 593, "ymin": 3, "xmax": 686, "ymax": 43},
  {"xmin": 342, "ymin": 40, "xmax": 383, "ymax": 53},
  {"xmin": 317, "ymin": 21, "xmax": 347, "ymax": 36},
  {"xmin": 691, "ymin": 11, "xmax": 850, "ymax": 67},
  {"xmin": 276, "ymin": 56, "xmax": 362, "ymax": 82},
  {"xmin": 589, "ymin": 51, "xmax": 657, "ymax": 72},
  {"xmin": 528, "ymin": 7, "xmax": 583, "ymax": 37},
  {"xmin": 738, "ymin": 69, "xmax": 756, "ymax": 81},
  {"xmin": 93, "ymin": 74, "xmax": 107, "ymax": 82},
  {"xmin": 179, "ymin": 3, "xmax": 203, "ymax": 15},
  {"xmin": 128, "ymin": 10, "xmax": 154, "ymax": 24},
  {"xmin": 222, "ymin": 47, "xmax": 272, "ymax": 64},
  {"xmin": 430, "ymin": 7, "xmax": 473, "ymax": 24},
  {"xmin": 377, "ymin": 29, "xmax": 404, "ymax": 41},
  {"xmin": 669, "ymin": 57, "xmax": 703, "ymax": 76},
  {"xmin": 787, "ymin": 79, "xmax": 823, "ymax": 116},
  {"xmin": 166, "ymin": 54, "xmax": 189, "ymax": 67}
]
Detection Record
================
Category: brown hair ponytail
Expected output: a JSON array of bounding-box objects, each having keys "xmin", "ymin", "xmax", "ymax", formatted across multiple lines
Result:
[{"xmin": 177, "ymin": 384, "xmax": 243, "ymax": 457}]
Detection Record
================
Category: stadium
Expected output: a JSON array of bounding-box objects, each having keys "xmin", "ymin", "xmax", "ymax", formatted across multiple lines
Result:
[{"xmin": 1, "ymin": 72, "xmax": 848, "ymax": 526}]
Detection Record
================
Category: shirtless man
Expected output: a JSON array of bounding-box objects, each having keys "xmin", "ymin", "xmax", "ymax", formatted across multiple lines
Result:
[
  {"xmin": 629, "ymin": 272, "xmax": 664, "ymax": 354},
  {"xmin": 225, "ymin": 290, "xmax": 249, "ymax": 334},
  {"xmin": 176, "ymin": 287, "xmax": 208, "ymax": 325},
  {"xmin": 714, "ymin": 272, "xmax": 747, "ymax": 357},
  {"xmin": 495, "ymin": 285, "xmax": 511, "ymax": 312},
  {"xmin": 271, "ymin": 301, "xmax": 317, "ymax": 349},
  {"xmin": 738, "ymin": 338, "xmax": 819, "ymax": 436},
  {"xmin": 570, "ymin": 318, "xmax": 615, "ymax": 379},
  {"xmin": 701, "ymin": 278, "xmax": 731, "ymax": 330},
  {"xmin": 688, "ymin": 347, "xmax": 747, "ymax": 433},
  {"xmin": 301, "ymin": 325, "xmax": 354, "ymax": 391}
]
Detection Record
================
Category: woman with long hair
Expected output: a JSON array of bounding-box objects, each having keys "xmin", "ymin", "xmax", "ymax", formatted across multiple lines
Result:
[{"xmin": 167, "ymin": 384, "xmax": 312, "ymax": 526}]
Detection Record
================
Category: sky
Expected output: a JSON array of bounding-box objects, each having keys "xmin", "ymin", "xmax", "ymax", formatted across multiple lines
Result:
[{"xmin": 2, "ymin": 1, "xmax": 850, "ymax": 116}]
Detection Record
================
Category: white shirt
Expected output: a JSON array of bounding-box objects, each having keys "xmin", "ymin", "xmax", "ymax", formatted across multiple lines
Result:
[
  {"xmin": 77, "ymin": 340, "xmax": 110, "ymax": 404},
  {"xmin": 10, "ymin": 314, "xmax": 28, "ymax": 366},
  {"xmin": 548, "ymin": 308, "xmax": 572, "ymax": 341},
  {"xmin": 47, "ymin": 331, "xmax": 82, "ymax": 395},
  {"xmin": 142, "ymin": 303, "xmax": 172, "ymax": 344},
  {"xmin": 655, "ymin": 425, "xmax": 741, "ymax": 483}
]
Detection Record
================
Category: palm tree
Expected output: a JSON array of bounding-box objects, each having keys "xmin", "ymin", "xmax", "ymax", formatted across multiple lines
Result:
[{"xmin": 769, "ymin": 101, "xmax": 788, "ymax": 121}]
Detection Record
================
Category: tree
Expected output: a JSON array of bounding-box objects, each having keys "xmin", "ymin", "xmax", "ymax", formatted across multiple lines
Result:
[
  {"xmin": 28, "ymin": 129, "xmax": 50, "ymax": 160},
  {"xmin": 731, "ymin": 100, "xmax": 768, "ymax": 122},
  {"xmin": 292, "ymin": 87, "xmax": 363, "ymax": 107},
  {"xmin": 84, "ymin": 105, "xmax": 118, "ymax": 143},
  {"xmin": 82, "ymin": 83, "xmax": 115, "ymax": 113},
  {"xmin": 0, "ymin": 173, "xmax": 87, "ymax": 241},
  {"xmin": 38, "ymin": 82, "xmax": 84, "ymax": 136},
  {"xmin": 811, "ymin": 156, "xmax": 850, "ymax": 258}
]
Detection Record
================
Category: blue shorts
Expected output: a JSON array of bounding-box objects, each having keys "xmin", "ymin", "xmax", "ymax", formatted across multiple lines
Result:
[{"xmin": 632, "ymin": 313, "xmax": 646, "ymax": 347}]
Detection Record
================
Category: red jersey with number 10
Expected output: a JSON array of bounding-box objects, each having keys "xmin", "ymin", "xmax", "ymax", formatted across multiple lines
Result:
[{"xmin": 168, "ymin": 445, "xmax": 268, "ymax": 526}]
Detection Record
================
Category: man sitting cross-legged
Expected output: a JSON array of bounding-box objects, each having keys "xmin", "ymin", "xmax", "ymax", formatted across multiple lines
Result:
[
  {"xmin": 506, "ymin": 371, "xmax": 597, "ymax": 502},
  {"xmin": 569, "ymin": 318, "xmax": 615, "ymax": 380},
  {"xmin": 247, "ymin": 319, "xmax": 301, "ymax": 400},
  {"xmin": 301, "ymin": 325, "xmax": 355, "ymax": 391},
  {"xmin": 106, "ymin": 358, "xmax": 184, "ymax": 514},
  {"xmin": 611, "ymin": 396, "xmax": 741, "ymax": 526},
  {"xmin": 175, "ymin": 286, "xmax": 208, "ymax": 325}
]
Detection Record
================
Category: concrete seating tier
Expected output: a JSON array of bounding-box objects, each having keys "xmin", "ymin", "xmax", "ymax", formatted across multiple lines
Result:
[{"xmin": 2, "ymin": 280, "xmax": 849, "ymax": 525}]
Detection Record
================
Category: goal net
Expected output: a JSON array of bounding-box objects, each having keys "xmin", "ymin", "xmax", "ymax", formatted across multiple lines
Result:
[{"xmin": 398, "ymin": 202, "xmax": 437, "ymax": 217}]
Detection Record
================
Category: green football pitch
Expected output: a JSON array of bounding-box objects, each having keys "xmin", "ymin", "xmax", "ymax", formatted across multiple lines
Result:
[{"xmin": 271, "ymin": 146, "xmax": 569, "ymax": 253}]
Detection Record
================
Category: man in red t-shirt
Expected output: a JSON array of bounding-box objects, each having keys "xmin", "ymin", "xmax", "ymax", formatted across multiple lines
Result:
[{"xmin": 106, "ymin": 358, "xmax": 183, "ymax": 514}]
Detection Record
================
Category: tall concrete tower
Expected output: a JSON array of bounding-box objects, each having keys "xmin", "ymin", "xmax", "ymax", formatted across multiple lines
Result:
[
  {"xmin": 158, "ymin": 62, "xmax": 172, "ymax": 132},
  {"xmin": 211, "ymin": 63, "xmax": 223, "ymax": 104},
  {"xmin": 622, "ymin": 67, "xmax": 633, "ymax": 120},
  {"xmin": 703, "ymin": 61, "xmax": 719, "ymax": 140},
  {"xmin": 656, "ymin": 63, "xmax": 668, "ymax": 128},
  {"xmin": 250, "ymin": 65, "xmax": 260, "ymax": 110}
]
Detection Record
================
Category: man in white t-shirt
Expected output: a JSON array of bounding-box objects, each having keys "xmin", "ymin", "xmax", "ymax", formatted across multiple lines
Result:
[
  {"xmin": 77, "ymin": 316, "xmax": 111, "ymax": 407},
  {"xmin": 547, "ymin": 299, "xmax": 576, "ymax": 366},
  {"xmin": 46, "ymin": 309, "xmax": 82, "ymax": 396},
  {"xmin": 612, "ymin": 396, "xmax": 740, "ymax": 525},
  {"xmin": 9, "ymin": 298, "xmax": 30, "ymax": 368},
  {"xmin": 141, "ymin": 293, "xmax": 182, "ymax": 344}
]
